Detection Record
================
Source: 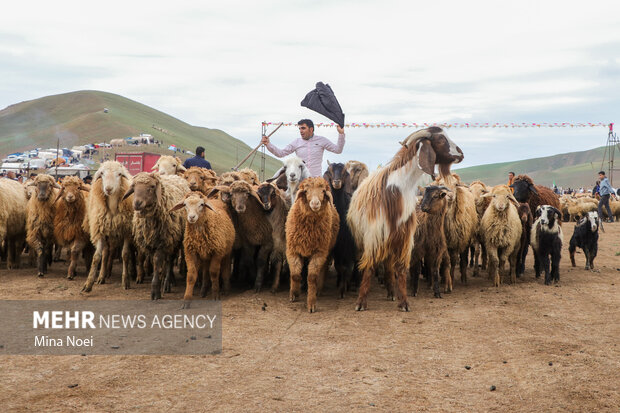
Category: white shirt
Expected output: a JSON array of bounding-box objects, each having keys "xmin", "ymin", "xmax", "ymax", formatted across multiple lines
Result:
[{"xmin": 266, "ymin": 133, "xmax": 346, "ymax": 177}]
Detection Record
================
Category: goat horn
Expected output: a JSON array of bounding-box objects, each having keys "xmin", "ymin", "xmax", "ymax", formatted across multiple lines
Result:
[
  {"xmin": 53, "ymin": 187, "xmax": 65, "ymax": 204},
  {"xmin": 399, "ymin": 140, "xmax": 408, "ymax": 148},
  {"xmin": 204, "ymin": 202, "xmax": 215, "ymax": 212},
  {"xmin": 121, "ymin": 186, "xmax": 134, "ymax": 201}
]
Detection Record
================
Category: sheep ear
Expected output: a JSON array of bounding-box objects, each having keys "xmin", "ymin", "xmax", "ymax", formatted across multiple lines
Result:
[
  {"xmin": 53, "ymin": 188, "xmax": 65, "ymax": 204},
  {"xmin": 508, "ymin": 193, "xmax": 519, "ymax": 204},
  {"xmin": 122, "ymin": 186, "xmax": 134, "ymax": 201},
  {"xmin": 551, "ymin": 207, "xmax": 562, "ymax": 219},
  {"xmin": 327, "ymin": 159, "xmax": 331, "ymax": 166},
  {"xmin": 325, "ymin": 190, "xmax": 334, "ymax": 206},
  {"xmin": 535, "ymin": 206, "xmax": 542, "ymax": 217},
  {"xmin": 528, "ymin": 184, "xmax": 538, "ymax": 195},
  {"xmin": 80, "ymin": 184, "xmax": 90, "ymax": 192},
  {"xmin": 250, "ymin": 189, "xmax": 263, "ymax": 206},
  {"xmin": 417, "ymin": 139, "xmax": 436, "ymax": 177},
  {"xmin": 204, "ymin": 201, "xmax": 215, "ymax": 212},
  {"xmin": 53, "ymin": 182, "xmax": 61, "ymax": 189},
  {"xmin": 322, "ymin": 169, "xmax": 331, "ymax": 182},
  {"xmin": 27, "ymin": 181, "xmax": 36, "ymax": 187},
  {"xmin": 480, "ymin": 192, "xmax": 494, "ymax": 198},
  {"xmin": 267, "ymin": 166, "xmax": 285, "ymax": 183},
  {"xmin": 169, "ymin": 201, "xmax": 185, "ymax": 212},
  {"xmin": 343, "ymin": 173, "xmax": 353, "ymax": 195}
]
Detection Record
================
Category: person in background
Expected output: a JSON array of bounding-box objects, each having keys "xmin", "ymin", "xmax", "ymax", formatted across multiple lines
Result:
[
  {"xmin": 597, "ymin": 171, "xmax": 614, "ymax": 222},
  {"xmin": 83, "ymin": 175, "xmax": 93, "ymax": 185},
  {"xmin": 183, "ymin": 146, "xmax": 212, "ymax": 170},
  {"xmin": 507, "ymin": 171, "xmax": 515, "ymax": 193},
  {"xmin": 261, "ymin": 119, "xmax": 345, "ymax": 177}
]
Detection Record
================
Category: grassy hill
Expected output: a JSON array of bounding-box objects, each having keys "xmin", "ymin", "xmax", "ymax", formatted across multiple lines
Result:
[
  {"xmin": 454, "ymin": 146, "xmax": 609, "ymax": 188},
  {"xmin": 0, "ymin": 90, "xmax": 281, "ymax": 175}
]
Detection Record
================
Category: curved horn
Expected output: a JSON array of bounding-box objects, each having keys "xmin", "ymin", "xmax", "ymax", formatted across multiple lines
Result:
[
  {"xmin": 204, "ymin": 201, "xmax": 216, "ymax": 212},
  {"xmin": 121, "ymin": 186, "xmax": 134, "ymax": 201},
  {"xmin": 53, "ymin": 187, "xmax": 65, "ymax": 204}
]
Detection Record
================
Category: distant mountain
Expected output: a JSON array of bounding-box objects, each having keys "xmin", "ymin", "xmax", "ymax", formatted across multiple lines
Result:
[
  {"xmin": 0, "ymin": 90, "xmax": 281, "ymax": 175},
  {"xmin": 454, "ymin": 146, "xmax": 610, "ymax": 188}
]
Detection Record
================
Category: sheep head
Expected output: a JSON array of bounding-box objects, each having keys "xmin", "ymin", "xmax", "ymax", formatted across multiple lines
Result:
[
  {"xmin": 170, "ymin": 193, "xmax": 215, "ymax": 224},
  {"xmin": 511, "ymin": 175, "xmax": 538, "ymax": 203},
  {"xmin": 28, "ymin": 174, "xmax": 60, "ymax": 201},
  {"xmin": 419, "ymin": 185, "xmax": 451, "ymax": 214},
  {"xmin": 323, "ymin": 162, "xmax": 352, "ymax": 194},
  {"xmin": 481, "ymin": 185, "xmax": 519, "ymax": 213},
  {"xmin": 238, "ymin": 168, "xmax": 260, "ymax": 185},
  {"xmin": 94, "ymin": 161, "xmax": 131, "ymax": 197},
  {"xmin": 123, "ymin": 172, "xmax": 162, "ymax": 215},
  {"xmin": 55, "ymin": 176, "xmax": 89, "ymax": 204},
  {"xmin": 535, "ymin": 205, "xmax": 562, "ymax": 228},
  {"xmin": 183, "ymin": 167, "xmax": 218, "ymax": 193},
  {"xmin": 296, "ymin": 177, "xmax": 333, "ymax": 213},
  {"xmin": 152, "ymin": 156, "xmax": 186, "ymax": 175},
  {"xmin": 229, "ymin": 180, "xmax": 262, "ymax": 214}
]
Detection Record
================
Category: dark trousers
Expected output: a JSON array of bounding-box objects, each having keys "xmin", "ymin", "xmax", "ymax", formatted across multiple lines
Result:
[{"xmin": 598, "ymin": 194, "xmax": 613, "ymax": 221}]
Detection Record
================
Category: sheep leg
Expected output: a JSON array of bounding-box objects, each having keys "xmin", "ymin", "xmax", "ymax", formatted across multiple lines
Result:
[
  {"xmin": 459, "ymin": 250, "xmax": 468, "ymax": 284},
  {"xmin": 355, "ymin": 266, "xmax": 374, "ymax": 311},
  {"xmin": 481, "ymin": 243, "xmax": 488, "ymax": 270},
  {"xmin": 498, "ymin": 248, "xmax": 509, "ymax": 285},
  {"xmin": 590, "ymin": 244, "xmax": 597, "ymax": 270},
  {"xmin": 135, "ymin": 250, "xmax": 146, "ymax": 284},
  {"xmin": 208, "ymin": 256, "xmax": 223, "ymax": 300},
  {"xmin": 288, "ymin": 254, "xmax": 303, "ymax": 302},
  {"xmin": 104, "ymin": 247, "xmax": 114, "ymax": 280},
  {"xmin": 533, "ymin": 253, "xmax": 541, "ymax": 279},
  {"xmin": 449, "ymin": 251, "xmax": 458, "ymax": 286},
  {"xmin": 254, "ymin": 244, "xmax": 272, "ymax": 293},
  {"xmin": 68, "ymin": 240, "xmax": 86, "ymax": 280},
  {"xmin": 569, "ymin": 245, "xmax": 577, "ymax": 267},
  {"xmin": 430, "ymin": 255, "xmax": 442, "ymax": 298},
  {"xmin": 183, "ymin": 252, "xmax": 200, "ymax": 308},
  {"xmin": 583, "ymin": 249, "xmax": 590, "ymax": 270},
  {"xmin": 95, "ymin": 244, "xmax": 110, "ymax": 285},
  {"xmin": 488, "ymin": 248, "xmax": 500, "ymax": 287},
  {"xmin": 307, "ymin": 255, "xmax": 327, "ymax": 313},
  {"xmin": 542, "ymin": 254, "xmax": 552, "ymax": 285},
  {"xmin": 163, "ymin": 258, "xmax": 174, "ymax": 293},
  {"xmin": 83, "ymin": 243, "xmax": 94, "ymax": 273},
  {"xmin": 442, "ymin": 254, "xmax": 452, "ymax": 293},
  {"xmin": 409, "ymin": 259, "xmax": 421, "ymax": 297},
  {"xmin": 270, "ymin": 256, "xmax": 283, "ymax": 294},
  {"xmin": 36, "ymin": 243, "xmax": 45, "ymax": 277},
  {"xmin": 121, "ymin": 239, "xmax": 132, "ymax": 290},
  {"xmin": 468, "ymin": 245, "xmax": 475, "ymax": 267},
  {"xmin": 221, "ymin": 254, "xmax": 232, "ymax": 295},
  {"xmin": 82, "ymin": 239, "xmax": 104, "ymax": 292},
  {"xmin": 151, "ymin": 250, "xmax": 165, "ymax": 300},
  {"xmin": 200, "ymin": 259, "xmax": 211, "ymax": 298},
  {"xmin": 473, "ymin": 242, "xmax": 481, "ymax": 277},
  {"xmin": 551, "ymin": 253, "xmax": 560, "ymax": 283},
  {"xmin": 509, "ymin": 248, "xmax": 519, "ymax": 285},
  {"xmin": 53, "ymin": 244, "xmax": 62, "ymax": 262}
]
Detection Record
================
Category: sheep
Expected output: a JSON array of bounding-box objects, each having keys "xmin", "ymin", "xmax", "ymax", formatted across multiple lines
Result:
[
  {"xmin": 219, "ymin": 171, "xmax": 242, "ymax": 186},
  {"xmin": 229, "ymin": 180, "xmax": 274, "ymax": 292},
  {"xmin": 409, "ymin": 186, "xmax": 451, "ymax": 298},
  {"xmin": 434, "ymin": 174, "xmax": 478, "ymax": 288},
  {"xmin": 268, "ymin": 157, "xmax": 311, "ymax": 205},
  {"xmin": 152, "ymin": 155, "xmax": 186, "ymax": 176},
  {"xmin": 82, "ymin": 161, "xmax": 135, "ymax": 293},
  {"xmin": 171, "ymin": 193, "xmax": 235, "ymax": 307},
  {"xmin": 238, "ymin": 168, "xmax": 260, "ymax": 185},
  {"xmin": 515, "ymin": 203, "xmax": 533, "ymax": 278},
  {"xmin": 511, "ymin": 174, "xmax": 561, "ymax": 213},
  {"xmin": 110, "ymin": 138, "xmax": 125, "ymax": 147},
  {"xmin": 26, "ymin": 174, "xmax": 59, "ymax": 277},
  {"xmin": 565, "ymin": 198, "xmax": 598, "ymax": 222},
  {"xmin": 183, "ymin": 167, "xmax": 218, "ymax": 196},
  {"xmin": 569, "ymin": 211, "xmax": 599, "ymax": 270},
  {"xmin": 53, "ymin": 176, "xmax": 93, "ymax": 279},
  {"xmin": 323, "ymin": 162, "xmax": 357, "ymax": 297},
  {"xmin": 0, "ymin": 178, "xmax": 27, "ymax": 269},
  {"xmin": 344, "ymin": 160, "xmax": 369, "ymax": 193},
  {"xmin": 479, "ymin": 185, "xmax": 522, "ymax": 287},
  {"xmin": 286, "ymin": 177, "xmax": 339, "ymax": 312},
  {"xmin": 531, "ymin": 205, "xmax": 563, "ymax": 285},
  {"xmin": 347, "ymin": 127, "xmax": 464, "ymax": 311},
  {"xmin": 256, "ymin": 182, "xmax": 289, "ymax": 293},
  {"xmin": 122, "ymin": 172, "xmax": 189, "ymax": 300},
  {"xmin": 468, "ymin": 180, "xmax": 491, "ymax": 276}
]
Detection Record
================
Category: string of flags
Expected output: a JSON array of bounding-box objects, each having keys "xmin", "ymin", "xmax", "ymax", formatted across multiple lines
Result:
[{"xmin": 262, "ymin": 121, "xmax": 612, "ymax": 129}]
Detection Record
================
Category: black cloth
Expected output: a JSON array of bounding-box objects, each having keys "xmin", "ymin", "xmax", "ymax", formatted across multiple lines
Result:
[
  {"xmin": 301, "ymin": 82, "xmax": 345, "ymax": 127},
  {"xmin": 598, "ymin": 194, "xmax": 613, "ymax": 222},
  {"xmin": 183, "ymin": 156, "xmax": 212, "ymax": 170}
]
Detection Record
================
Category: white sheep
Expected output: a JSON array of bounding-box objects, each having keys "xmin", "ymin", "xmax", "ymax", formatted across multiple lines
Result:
[
  {"xmin": 0, "ymin": 178, "xmax": 27, "ymax": 269},
  {"xmin": 152, "ymin": 155, "xmax": 186, "ymax": 176}
]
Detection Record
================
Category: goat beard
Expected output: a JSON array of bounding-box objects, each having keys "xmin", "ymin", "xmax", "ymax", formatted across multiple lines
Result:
[{"xmin": 437, "ymin": 163, "xmax": 455, "ymax": 186}]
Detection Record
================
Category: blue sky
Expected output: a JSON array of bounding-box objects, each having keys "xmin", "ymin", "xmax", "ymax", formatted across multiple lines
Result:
[{"xmin": 1, "ymin": 0, "xmax": 619, "ymax": 170}]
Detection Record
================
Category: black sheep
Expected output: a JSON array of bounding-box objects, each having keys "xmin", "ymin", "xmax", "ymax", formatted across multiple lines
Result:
[
  {"xmin": 569, "ymin": 211, "xmax": 599, "ymax": 270},
  {"xmin": 323, "ymin": 162, "xmax": 357, "ymax": 298},
  {"xmin": 531, "ymin": 205, "xmax": 563, "ymax": 285}
]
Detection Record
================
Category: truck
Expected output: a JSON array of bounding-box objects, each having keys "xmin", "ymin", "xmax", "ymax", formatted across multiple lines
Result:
[{"xmin": 115, "ymin": 152, "xmax": 161, "ymax": 175}]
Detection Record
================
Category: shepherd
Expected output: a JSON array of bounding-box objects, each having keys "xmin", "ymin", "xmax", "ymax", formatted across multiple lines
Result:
[{"xmin": 261, "ymin": 82, "xmax": 347, "ymax": 177}]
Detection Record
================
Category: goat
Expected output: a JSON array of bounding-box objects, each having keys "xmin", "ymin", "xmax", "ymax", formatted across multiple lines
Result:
[
  {"xmin": 26, "ymin": 174, "xmax": 59, "ymax": 277},
  {"xmin": 268, "ymin": 157, "xmax": 311, "ymax": 205},
  {"xmin": 347, "ymin": 127, "xmax": 464, "ymax": 311},
  {"xmin": 569, "ymin": 211, "xmax": 599, "ymax": 270},
  {"xmin": 344, "ymin": 160, "xmax": 369, "ymax": 193},
  {"xmin": 531, "ymin": 205, "xmax": 563, "ymax": 285}
]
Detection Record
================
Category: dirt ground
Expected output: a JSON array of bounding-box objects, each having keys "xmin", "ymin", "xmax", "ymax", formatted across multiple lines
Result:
[{"xmin": 1, "ymin": 222, "xmax": 619, "ymax": 412}]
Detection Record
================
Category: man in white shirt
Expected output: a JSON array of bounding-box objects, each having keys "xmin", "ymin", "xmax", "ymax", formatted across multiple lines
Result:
[{"xmin": 261, "ymin": 119, "xmax": 345, "ymax": 177}]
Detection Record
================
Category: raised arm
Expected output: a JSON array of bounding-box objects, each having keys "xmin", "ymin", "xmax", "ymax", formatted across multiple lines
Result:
[{"xmin": 322, "ymin": 125, "xmax": 346, "ymax": 154}]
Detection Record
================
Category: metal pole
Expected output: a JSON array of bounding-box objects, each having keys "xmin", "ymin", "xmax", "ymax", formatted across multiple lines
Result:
[{"xmin": 260, "ymin": 122, "xmax": 267, "ymax": 181}]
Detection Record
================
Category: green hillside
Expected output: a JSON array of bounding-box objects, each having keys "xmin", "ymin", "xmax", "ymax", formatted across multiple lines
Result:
[
  {"xmin": 0, "ymin": 90, "xmax": 281, "ymax": 175},
  {"xmin": 454, "ymin": 146, "xmax": 609, "ymax": 188}
]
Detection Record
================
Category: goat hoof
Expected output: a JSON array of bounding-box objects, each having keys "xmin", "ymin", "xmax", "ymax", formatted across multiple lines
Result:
[
  {"xmin": 308, "ymin": 305, "xmax": 316, "ymax": 313},
  {"xmin": 181, "ymin": 301, "xmax": 191, "ymax": 309},
  {"xmin": 37, "ymin": 272, "xmax": 44, "ymax": 278},
  {"xmin": 584, "ymin": 265, "xmax": 590, "ymax": 270},
  {"xmin": 434, "ymin": 293, "xmax": 442, "ymax": 298},
  {"xmin": 355, "ymin": 301, "xmax": 367, "ymax": 311},
  {"xmin": 96, "ymin": 278, "xmax": 105, "ymax": 285},
  {"xmin": 151, "ymin": 290, "xmax": 161, "ymax": 300},
  {"xmin": 398, "ymin": 301, "xmax": 410, "ymax": 312},
  {"xmin": 67, "ymin": 275, "xmax": 75, "ymax": 281},
  {"xmin": 81, "ymin": 284, "xmax": 92, "ymax": 293}
]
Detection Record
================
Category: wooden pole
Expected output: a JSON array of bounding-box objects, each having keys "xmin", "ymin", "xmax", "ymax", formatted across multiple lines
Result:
[{"xmin": 233, "ymin": 122, "xmax": 283, "ymax": 171}]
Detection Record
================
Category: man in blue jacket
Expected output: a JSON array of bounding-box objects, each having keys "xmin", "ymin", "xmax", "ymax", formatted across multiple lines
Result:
[
  {"xmin": 183, "ymin": 146, "xmax": 212, "ymax": 170},
  {"xmin": 597, "ymin": 171, "xmax": 614, "ymax": 222}
]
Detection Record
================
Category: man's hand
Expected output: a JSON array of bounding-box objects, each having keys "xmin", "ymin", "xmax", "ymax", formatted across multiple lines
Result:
[
  {"xmin": 261, "ymin": 135, "xmax": 270, "ymax": 145},
  {"xmin": 336, "ymin": 125, "xmax": 344, "ymax": 134}
]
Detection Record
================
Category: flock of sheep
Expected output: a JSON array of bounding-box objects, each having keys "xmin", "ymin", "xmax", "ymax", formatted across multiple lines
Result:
[{"xmin": 0, "ymin": 127, "xmax": 609, "ymax": 312}]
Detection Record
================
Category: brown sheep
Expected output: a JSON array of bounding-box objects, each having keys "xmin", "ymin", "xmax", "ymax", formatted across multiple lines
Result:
[
  {"xmin": 82, "ymin": 161, "xmax": 134, "ymax": 293},
  {"xmin": 468, "ymin": 180, "xmax": 491, "ymax": 276},
  {"xmin": 511, "ymin": 174, "xmax": 561, "ymax": 214},
  {"xmin": 344, "ymin": 160, "xmax": 369, "ymax": 193},
  {"xmin": 256, "ymin": 182, "xmax": 289, "ymax": 293},
  {"xmin": 26, "ymin": 174, "xmax": 60, "ymax": 277},
  {"xmin": 347, "ymin": 127, "xmax": 464, "ymax": 311},
  {"xmin": 53, "ymin": 176, "xmax": 93, "ymax": 279},
  {"xmin": 0, "ymin": 178, "xmax": 27, "ymax": 269},
  {"xmin": 516, "ymin": 202, "xmax": 533, "ymax": 277},
  {"xmin": 410, "ymin": 186, "xmax": 451, "ymax": 298},
  {"xmin": 183, "ymin": 167, "xmax": 218, "ymax": 196},
  {"xmin": 286, "ymin": 177, "xmax": 339, "ymax": 313},
  {"xmin": 238, "ymin": 168, "xmax": 260, "ymax": 185},
  {"xmin": 229, "ymin": 180, "xmax": 274, "ymax": 292},
  {"xmin": 152, "ymin": 155, "xmax": 186, "ymax": 176},
  {"xmin": 122, "ymin": 173, "xmax": 189, "ymax": 300},
  {"xmin": 171, "ymin": 193, "xmax": 235, "ymax": 307}
]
